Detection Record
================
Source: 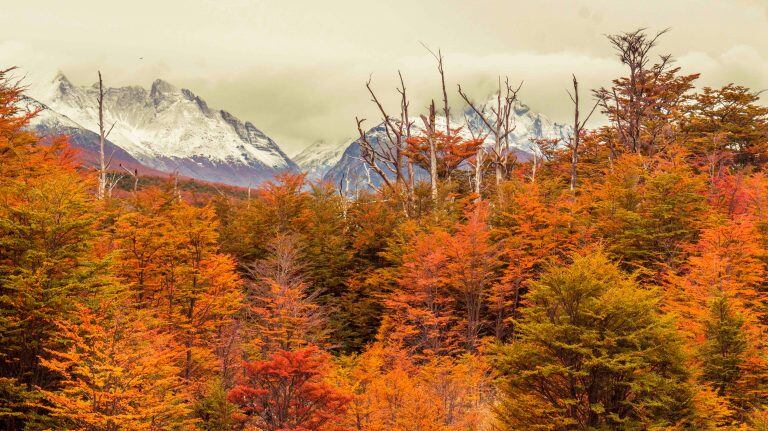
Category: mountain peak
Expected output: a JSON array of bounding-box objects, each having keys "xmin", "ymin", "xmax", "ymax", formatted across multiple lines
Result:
[
  {"xmin": 294, "ymin": 139, "xmax": 348, "ymax": 180},
  {"xmin": 473, "ymin": 93, "xmax": 529, "ymax": 113},
  {"xmin": 514, "ymin": 101, "xmax": 530, "ymax": 116},
  {"xmin": 150, "ymin": 78, "xmax": 180, "ymax": 98},
  {"xmin": 52, "ymin": 70, "xmax": 69, "ymax": 82},
  {"xmin": 51, "ymin": 71, "xmax": 73, "ymax": 94}
]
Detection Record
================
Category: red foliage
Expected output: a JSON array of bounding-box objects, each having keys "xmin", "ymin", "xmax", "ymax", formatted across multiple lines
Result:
[{"xmin": 228, "ymin": 346, "xmax": 351, "ymax": 431}]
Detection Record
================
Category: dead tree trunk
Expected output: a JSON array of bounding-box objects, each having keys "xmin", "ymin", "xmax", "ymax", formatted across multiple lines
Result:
[
  {"xmin": 120, "ymin": 164, "xmax": 139, "ymax": 194},
  {"xmin": 356, "ymin": 73, "xmax": 415, "ymax": 207},
  {"xmin": 475, "ymin": 148, "xmax": 483, "ymax": 197},
  {"xmin": 464, "ymin": 112, "xmax": 489, "ymax": 200},
  {"xmin": 399, "ymin": 71, "xmax": 416, "ymax": 204},
  {"xmin": 459, "ymin": 78, "xmax": 521, "ymax": 188},
  {"xmin": 96, "ymin": 71, "xmax": 117, "ymax": 199},
  {"xmin": 570, "ymin": 77, "xmax": 579, "ymax": 192},
  {"xmin": 421, "ymin": 44, "xmax": 453, "ymax": 203},
  {"xmin": 422, "ymin": 43, "xmax": 451, "ymax": 135},
  {"xmin": 420, "ymin": 102, "xmax": 439, "ymax": 201},
  {"xmin": 97, "ymin": 71, "xmax": 107, "ymax": 199},
  {"xmin": 567, "ymin": 74, "xmax": 599, "ymax": 191}
]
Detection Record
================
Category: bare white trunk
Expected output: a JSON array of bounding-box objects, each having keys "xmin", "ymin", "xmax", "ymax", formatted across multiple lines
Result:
[
  {"xmin": 570, "ymin": 76, "xmax": 580, "ymax": 192},
  {"xmin": 567, "ymin": 74, "xmax": 599, "ymax": 192},
  {"xmin": 430, "ymin": 138, "xmax": 438, "ymax": 201},
  {"xmin": 495, "ymin": 141, "xmax": 503, "ymax": 186},
  {"xmin": 474, "ymin": 148, "xmax": 483, "ymax": 199},
  {"xmin": 97, "ymin": 71, "xmax": 106, "ymax": 200}
]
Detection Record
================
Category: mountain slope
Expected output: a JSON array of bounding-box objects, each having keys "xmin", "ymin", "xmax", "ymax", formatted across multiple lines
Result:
[
  {"xmin": 29, "ymin": 73, "xmax": 297, "ymax": 187},
  {"xmin": 324, "ymin": 98, "xmax": 571, "ymax": 192},
  {"xmin": 293, "ymin": 140, "xmax": 348, "ymax": 180},
  {"xmin": 25, "ymin": 96, "xmax": 167, "ymax": 175}
]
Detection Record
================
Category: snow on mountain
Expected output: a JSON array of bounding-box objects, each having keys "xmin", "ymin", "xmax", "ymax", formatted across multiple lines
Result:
[
  {"xmin": 324, "ymin": 97, "xmax": 571, "ymax": 192},
  {"xmin": 293, "ymin": 140, "xmax": 348, "ymax": 180},
  {"xmin": 23, "ymin": 95, "xmax": 158, "ymax": 174},
  {"xmin": 28, "ymin": 73, "xmax": 297, "ymax": 187},
  {"xmin": 463, "ymin": 98, "xmax": 571, "ymax": 152}
]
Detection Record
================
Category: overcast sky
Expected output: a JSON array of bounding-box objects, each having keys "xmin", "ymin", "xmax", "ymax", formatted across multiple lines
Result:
[{"xmin": 2, "ymin": 0, "xmax": 768, "ymax": 154}]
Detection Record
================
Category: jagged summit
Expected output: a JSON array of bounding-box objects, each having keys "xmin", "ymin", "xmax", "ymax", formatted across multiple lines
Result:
[
  {"xmin": 53, "ymin": 71, "xmax": 71, "ymax": 85},
  {"xmin": 28, "ymin": 73, "xmax": 297, "ymax": 187},
  {"xmin": 150, "ymin": 78, "xmax": 179, "ymax": 95},
  {"xmin": 461, "ymin": 95, "xmax": 571, "ymax": 153}
]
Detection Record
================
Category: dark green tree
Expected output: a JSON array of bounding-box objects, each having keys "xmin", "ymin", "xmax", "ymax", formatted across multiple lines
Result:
[
  {"xmin": 701, "ymin": 295, "xmax": 748, "ymax": 398},
  {"xmin": 493, "ymin": 251, "xmax": 697, "ymax": 430}
]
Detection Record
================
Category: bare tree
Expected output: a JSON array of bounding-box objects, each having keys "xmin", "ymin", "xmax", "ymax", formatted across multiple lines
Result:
[
  {"xmin": 120, "ymin": 164, "xmax": 139, "ymax": 194},
  {"xmin": 96, "ymin": 71, "xmax": 118, "ymax": 199},
  {"xmin": 355, "ymin": 72, "xmax": 414, "ymax": 197},
  {"xmin": 242, "ymin": 233, "xmax": 329, "ymax": 353},
  {"xmin": 355, "ymin": 117, "xmax": 396, "ymax": 192},
  {"xmin": 355, "ymin": 47, "xmax": 453, "ymax": 203},
  {"xmin": 593, "ymin": 28, "xmax": 681, "ymax": 156},
  {"xmin": 419, "ymin": 44, "xmax": 453, "ymax": 201},
  {"xmin": 528, "ymin": 138, "xmax": 559, "ymax": 183},
  {"xmin": 566, "ymin": 75, "xmax": 599, "ymax": 191},
  {"xmin": 464, "ymin": 112, "xmax": 490, "ymax": 199},
  {"xmin": 459, "ymin": 77, "xmax": 522, "ymax": 186},
  {"xmin": 168, "ymin": 171, "xmax": 182, "ymax": 202},
  {"xmin": 397, "ymin": 71, "xmax": 416, "ymax": 194},
  {"xmin": 421, "ymin": 43, "xmax": 451, "ymax": 134},
  {"xmin": 419, "ymin": 101, "xmax": 439, "ymax": 201}
]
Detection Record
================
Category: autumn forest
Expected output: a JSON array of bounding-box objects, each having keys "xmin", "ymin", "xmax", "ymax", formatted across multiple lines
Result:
[{"xmin": 5, "ymin": 28, "xmax": 768, "ymax": 430}]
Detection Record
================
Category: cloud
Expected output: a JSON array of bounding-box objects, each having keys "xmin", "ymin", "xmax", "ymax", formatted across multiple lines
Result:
[
  {"xmin": 678, "ymin": 45, "xmax": 768, "ymax": 95},
  {"xmin": 2, "ymin": 1, "xmax": 768, "ymax": 153}
]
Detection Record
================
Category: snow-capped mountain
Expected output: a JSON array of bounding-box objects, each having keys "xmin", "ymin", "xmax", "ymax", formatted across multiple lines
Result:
[
  {"xmin": 293, "ymin": 140, "xmax": 348, "ymax": 180},
  {"xmin": 25, "ymin": 95, "xmax": 162, "ymax": 175},
  {"xmin": 324, "ymin": 97, "xmax": 571, "ymax": 192},
  {"xmin": 28, "ymin": 73, "xmax": 297, "ymax": 187},
  {"xmin": 464, "ymin": 98, "xmax": 571, "ymax": 153}
]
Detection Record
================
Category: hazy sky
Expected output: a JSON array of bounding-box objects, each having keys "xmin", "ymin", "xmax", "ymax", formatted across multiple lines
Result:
[{"xmin": 2, "ymin": 0, "xmax": 768, "ymax": 154}]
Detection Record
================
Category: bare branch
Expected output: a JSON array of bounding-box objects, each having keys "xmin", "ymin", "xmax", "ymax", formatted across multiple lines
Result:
[{"xmin": 458, "ymin": 77, "xmax": 522, "ymax": 186}]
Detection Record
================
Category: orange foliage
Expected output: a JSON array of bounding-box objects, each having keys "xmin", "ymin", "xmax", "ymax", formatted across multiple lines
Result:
[
  {"xmin": 404, "ymin": 130, "xmax": 482, "ymax": 179},
  {"xmin": 339, "ymin": 343, "xmax": 492, "ymax": 431},
  {"xmin": 667, "ymin": 217, "xmax": 766, "ymax": 341},
  {"xmin": 492, "ymin": 180, "xmax": 584, "ymax": 339},
  {"xmin": 243, "ymin": 233, "xmax": 328, "ymax": 356},
  {"xmin": 113, "ymin": 193, "xmax": 242, "ymax": 389},
  {"xmin": 382, "ymin": 228, "xmax": 457, "ymax": 357},
  {"xmin": 41, "ymin": 303, "xmax": 194, "ymax": 430},
  {"xmin": 666, "ymin": 216, "xmax": 768, "ymax": 419}
]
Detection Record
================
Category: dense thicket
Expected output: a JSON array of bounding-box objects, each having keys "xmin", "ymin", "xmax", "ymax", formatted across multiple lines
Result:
[{"xmin": 3, "ymin": 29, "xmax": 768, "ymax": 430}]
